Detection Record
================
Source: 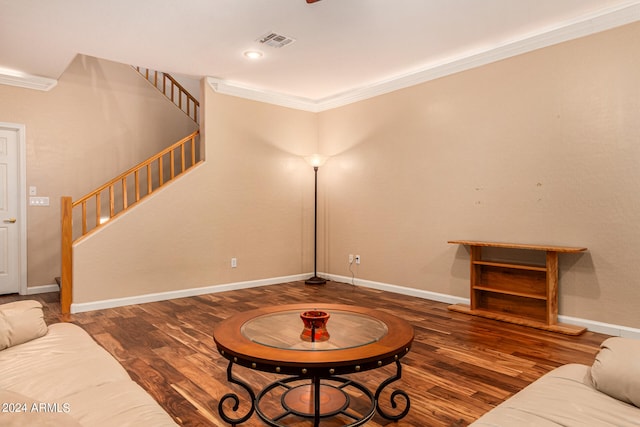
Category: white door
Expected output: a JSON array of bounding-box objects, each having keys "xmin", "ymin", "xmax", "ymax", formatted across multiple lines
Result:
[{"xmin": 0, "ymin": 128, "xmax": 20, "ymax": 294}]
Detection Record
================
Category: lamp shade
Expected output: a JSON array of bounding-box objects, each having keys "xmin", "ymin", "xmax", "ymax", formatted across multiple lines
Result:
[{"xmin": 304, "ymin": 154, "xmax": 328, "ymax": 168}]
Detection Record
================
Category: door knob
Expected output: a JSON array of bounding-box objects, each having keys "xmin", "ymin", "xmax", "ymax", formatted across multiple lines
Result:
[{"xmin": 3, "ymin": 218, "xmax": 16, "ymax": 223}]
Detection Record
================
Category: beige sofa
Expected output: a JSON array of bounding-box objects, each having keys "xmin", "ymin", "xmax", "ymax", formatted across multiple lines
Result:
[
  {"xmin": 0, "ymin": 300, "xmax": 177, "ymax": 426},
  {"xmin": 471, "ymin": 336, "xmax": 640, "ymax": 426}
]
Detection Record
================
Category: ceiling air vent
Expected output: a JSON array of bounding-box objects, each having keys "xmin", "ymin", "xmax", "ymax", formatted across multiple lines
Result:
[{"xmin": 257, "ymin": 32, "xmax": 296, "ymax": 48}]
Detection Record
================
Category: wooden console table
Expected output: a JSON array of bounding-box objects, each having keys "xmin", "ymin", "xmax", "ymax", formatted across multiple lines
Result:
[{"xmin": 448, "ymin": 240, "xmax": 587, "ymax": 335}]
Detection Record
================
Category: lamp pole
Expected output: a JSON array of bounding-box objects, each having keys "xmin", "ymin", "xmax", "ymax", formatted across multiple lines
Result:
[{"xmin": 306, "ymin": 164, "xmax": 326, "ymax": 285}]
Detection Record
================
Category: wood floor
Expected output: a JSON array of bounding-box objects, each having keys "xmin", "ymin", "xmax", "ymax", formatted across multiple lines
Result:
[{"xmin": 2, "ymin": 281, "xmax": 610, "ymax": 427}]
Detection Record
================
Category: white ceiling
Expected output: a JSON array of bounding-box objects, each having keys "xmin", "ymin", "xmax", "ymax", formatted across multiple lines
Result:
[{"xmin": 1, "ymin": 0, "xmax": 640, "ymax": 104}]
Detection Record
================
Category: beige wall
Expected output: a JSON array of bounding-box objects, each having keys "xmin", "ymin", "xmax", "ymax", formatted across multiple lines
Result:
[
  {"xmin": 0, "ymin": 55, "xmax": 197, "ymax": 286},
  {"xmin": 318, "ymin": 22, "xmax": 640, "ymax": 329},
  {"xmin": 72, "ymin": 88, "xmax": 318, "ymax": 303},
  {"xmin": 7, "ymin": 23, "xmax": 639, "ymax": 331}
]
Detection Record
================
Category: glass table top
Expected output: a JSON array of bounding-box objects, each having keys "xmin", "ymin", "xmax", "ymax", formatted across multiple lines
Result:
[{"xmin": 241, "ymin": 308, "xmax": 388, "ymax": 351}]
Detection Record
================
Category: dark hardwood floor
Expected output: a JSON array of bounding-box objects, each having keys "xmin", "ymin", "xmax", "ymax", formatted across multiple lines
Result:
[{"xmin": 1, "ymin": 281, "xmax": 610, "ymax": 426}]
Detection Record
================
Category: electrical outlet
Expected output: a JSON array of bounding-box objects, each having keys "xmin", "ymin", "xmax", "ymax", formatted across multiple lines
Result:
[
  {"xmin": 231, "ymin": 257, "xmax": 237, "ymax": 268},
  {"xmin": 355, "ymin": 255, "xmax": 361, "ymax": 265},
  {"xmin": 349, "ymin": 254, "xmax": 354, "ymax": 263}
]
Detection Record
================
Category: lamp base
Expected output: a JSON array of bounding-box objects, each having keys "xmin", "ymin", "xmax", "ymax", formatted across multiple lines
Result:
[{"xmin": 305, "ymin": 276, "xmax": 327, "ymax": 285}]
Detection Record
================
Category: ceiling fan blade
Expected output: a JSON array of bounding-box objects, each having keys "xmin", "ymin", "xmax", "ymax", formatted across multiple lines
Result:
[{"xmin": 306, "ymin": 0, "xmax": 322, "ymax": 3}]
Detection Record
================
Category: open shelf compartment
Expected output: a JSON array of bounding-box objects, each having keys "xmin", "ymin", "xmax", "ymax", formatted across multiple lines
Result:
[{"xmin": 448, "ymin": 240, "xmax": 587, "ymax": 335}]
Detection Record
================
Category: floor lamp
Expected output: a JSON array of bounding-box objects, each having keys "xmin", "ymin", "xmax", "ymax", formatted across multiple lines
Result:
[{"xmin": 305, "ymin": 154, "xmax": 328, "ymax": 285}]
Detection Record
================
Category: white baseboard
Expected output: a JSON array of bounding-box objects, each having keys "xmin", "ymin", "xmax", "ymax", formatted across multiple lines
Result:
[
  {"xmin": 326, "ymin": 273, "xmax": 640, "ymax": 339},
  {"xmin": 26, "ymin": 284, "xmax": 60, "ymax": 295},
  {"xmin": 325, "ymin": 273, "xmax": 469, "ymax": 305},
  {"xmin": 69, "ymin": 271, "xmax": 640, "ymax": 339},
  {"xmin": 557, "ymin": 315, "xmax": 640, "ymax": 340},
  {"xmin": 70, "ymin": 273, "xmax": 309, "ymax": 314}
]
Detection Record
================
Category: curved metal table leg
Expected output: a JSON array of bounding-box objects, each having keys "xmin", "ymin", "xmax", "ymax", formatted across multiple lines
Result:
[
  {"xmin": 218, "ymin": 361, "xmax": 256, "ymax": 425},
  {"xmin": 374, "ymin": 359, "xmax": 411, "ymax": 420}
]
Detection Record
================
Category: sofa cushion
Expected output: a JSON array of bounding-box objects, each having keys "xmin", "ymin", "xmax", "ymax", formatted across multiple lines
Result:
[
  {"xmin": 591, "ymin": 336, "xmax": 640, "ymax": 408},
  {"xmin": 0, "ymin": 389, "xmax": 81, "ymax": 427},
  {"xmin": 62, "ymin": 380, "xmax": 178, "ymax": 427},
  {"xmin": 0, "ymin": 300, "xmax": 47, "ymax": 350},
  {"xmin": 0, "ymin": 323, "xmax": 131, "ymax": 401}
]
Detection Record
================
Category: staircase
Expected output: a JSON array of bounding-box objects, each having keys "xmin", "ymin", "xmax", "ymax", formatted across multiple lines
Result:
[
  {"xmin": 59, "ymin": 67, "xmax": 202, "ymax": 314},
  {"xmin": 134, "ymin": 67, "xmax": 199, "ymax": 124}
]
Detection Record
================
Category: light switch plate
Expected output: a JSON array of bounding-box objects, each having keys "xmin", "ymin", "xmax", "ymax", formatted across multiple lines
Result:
[{"xmin": 29, "ymin": 196, "xmax": 49, "ymax": 206}]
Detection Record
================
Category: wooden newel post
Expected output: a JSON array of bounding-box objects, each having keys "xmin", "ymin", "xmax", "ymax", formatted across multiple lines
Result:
[{"xmin": 60, "ymin": 196, "xmax": 73, "ymax": 315}]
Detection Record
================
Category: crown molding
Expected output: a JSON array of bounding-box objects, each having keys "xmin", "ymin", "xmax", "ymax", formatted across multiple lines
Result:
[
  {"xmin": 0, "ymin": 72, "xmax": 58, "ymax": 91},
  {"xmin": 208, "ymin": 2, "xmax": 640, "ymax": 112},
  {"xmin": 207, "ymin": 77, "xmax": 320, "ymax": 112}
]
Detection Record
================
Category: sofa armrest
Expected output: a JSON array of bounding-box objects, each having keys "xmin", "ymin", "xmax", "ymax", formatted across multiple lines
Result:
[
  {"xmin": 591, "ymin": 336, "xmax": 640, "ymax": 408},
  {"xmin": 0, "ymin": 301, "xmax": 48, "ymax": 350}
]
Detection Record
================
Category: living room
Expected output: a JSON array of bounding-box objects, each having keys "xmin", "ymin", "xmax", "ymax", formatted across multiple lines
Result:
[{"xmin": 1, "ymin": 1, "xmax": 640, "ymax": 426}]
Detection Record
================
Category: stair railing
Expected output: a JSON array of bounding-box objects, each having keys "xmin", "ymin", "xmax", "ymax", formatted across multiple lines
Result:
[
  {"xmin": 135, "ymin": 67, "xmax": 199, "ymax": 124},
  {"xmin": 60, "ymin": 129, "xmax": 201, "ymax": 314}
]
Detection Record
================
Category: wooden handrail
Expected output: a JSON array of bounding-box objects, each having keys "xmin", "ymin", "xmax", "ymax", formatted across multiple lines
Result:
[
  {"xmin": 60, "ymin": 130, "xmax": 201, "ymax": 314},
  {"xmin": 135, "ymin": 67, "xmax": 199, "ymax": 123},
  {"xmin": 73, "ymin": 130, "xmax": 200, "ymax": 238}
]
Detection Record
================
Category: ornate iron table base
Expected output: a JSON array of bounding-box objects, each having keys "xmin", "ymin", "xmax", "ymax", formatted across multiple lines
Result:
[
  {"xmin": 219, "ymin": 359, "xmax": 410, "ymax": 426},
  {"xmin": 214, "ymin": 304, "xmax": 414, "ymax": 426}
]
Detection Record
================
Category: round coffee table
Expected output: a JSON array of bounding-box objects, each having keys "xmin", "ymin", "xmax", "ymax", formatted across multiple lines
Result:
[{"xmin": 213, "ymin": 303, "xmax": 414, "ymax": 426}]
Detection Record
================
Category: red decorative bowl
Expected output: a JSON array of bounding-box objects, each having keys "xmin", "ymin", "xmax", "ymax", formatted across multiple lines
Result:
[{"xmin": 300, "ymin": 310, "xmax": 330, "ymax": 342}]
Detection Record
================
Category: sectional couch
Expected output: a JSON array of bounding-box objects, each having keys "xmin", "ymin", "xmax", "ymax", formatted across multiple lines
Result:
[{"xmin": 0, "ymin": 300, "xmax": 177, "ymax": 426}]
